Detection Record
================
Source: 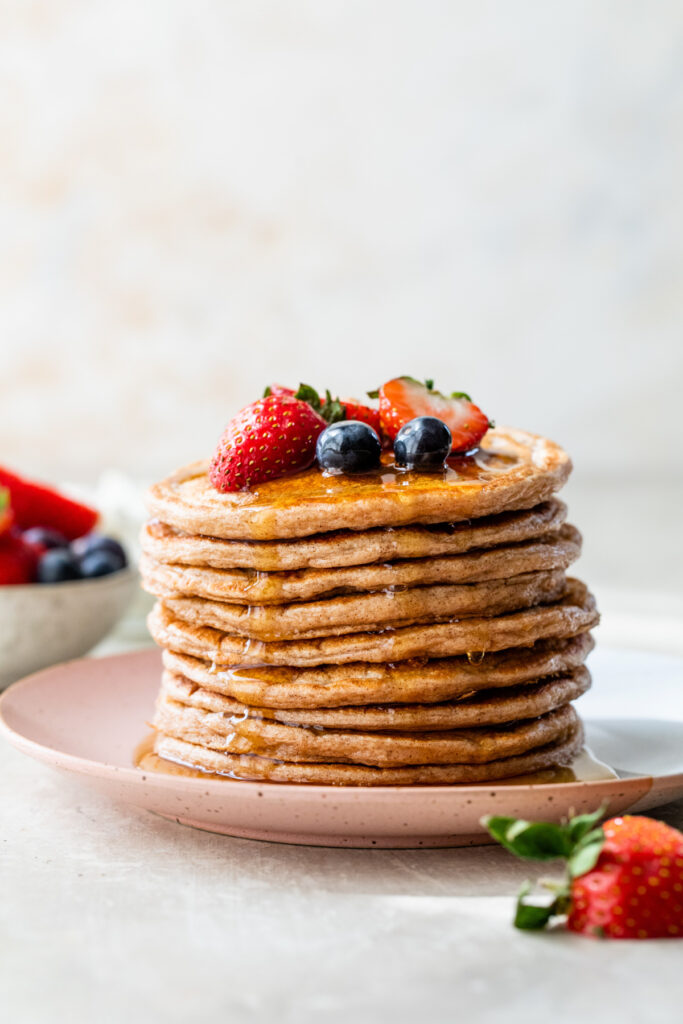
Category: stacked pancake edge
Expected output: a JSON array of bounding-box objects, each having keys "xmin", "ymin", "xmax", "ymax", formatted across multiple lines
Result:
[{"xmin": 141, "ymin": 429, "xmax": 599, "ymax": 786}]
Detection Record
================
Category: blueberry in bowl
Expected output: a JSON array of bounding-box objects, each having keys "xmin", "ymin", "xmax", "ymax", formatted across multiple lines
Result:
[
  {"xmin": 71, "ymin": 534, "xmax": 128, "ymax": 578},
  {"xmin": 0, "ymin": 467, "xmax": 137, "ymax": 689}
]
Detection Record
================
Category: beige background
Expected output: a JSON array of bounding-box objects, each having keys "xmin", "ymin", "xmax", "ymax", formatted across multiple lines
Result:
[{"xmin": 1, "ymin": 1, "xmax": 682, "ymax": 604}]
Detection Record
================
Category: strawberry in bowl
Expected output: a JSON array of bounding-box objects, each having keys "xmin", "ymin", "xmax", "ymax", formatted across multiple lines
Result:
[{"xmin": 0, "ymin": 467, "xmax": 137, "ymax": 689}]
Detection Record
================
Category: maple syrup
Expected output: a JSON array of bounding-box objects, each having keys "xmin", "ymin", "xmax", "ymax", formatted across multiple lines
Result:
[{"xmin": 228, "ymin": 449, "xmax": 518, "ymax": 510}]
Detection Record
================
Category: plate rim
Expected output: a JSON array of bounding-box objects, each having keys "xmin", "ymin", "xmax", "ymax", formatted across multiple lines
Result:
[{"xmin": 2, "ymin": 647, "xmax": 682, "ymax": 802}]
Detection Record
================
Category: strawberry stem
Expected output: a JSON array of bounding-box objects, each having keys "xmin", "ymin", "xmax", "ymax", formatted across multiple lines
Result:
[
  {"xmin": 295, "ymin": 383, "xmax": 346, "ymax": 424},
  {"xmin": 482, "ymin": 805, "xmax": 608, "ymax": 931}
]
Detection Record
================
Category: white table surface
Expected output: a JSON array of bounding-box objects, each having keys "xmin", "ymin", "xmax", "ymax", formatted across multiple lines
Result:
[{"xmin": 3, "ymin": 631, "xmax": 683, "ymax": 1024}]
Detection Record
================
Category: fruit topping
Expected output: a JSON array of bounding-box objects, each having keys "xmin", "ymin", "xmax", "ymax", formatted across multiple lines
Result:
[
  {"xmin": 316, "ymin": 421, "xmax": 382, "ymax": 474},
  {"xmin": 484, "ymin": 808, "xmax": 683, "ymax": 939},
  {"xmin": 0, "ymin": 532, "xmax": 37, "ymax": 585},
  {"xmin": 292, "ymin": 383, "xmax": 346, "ymax": 424},
  {"xmin": 370, "ymin": 377, "xmax": 491, "ymax": 451},
  {"xmin": 0, "ymin": 466, "xmax": 98, "ymax": 540},
  {"xmin": 394, "ymin": 417, "xmax": 453, "ymax": 472},
  {"xmin": 263, "ymin": 384, "xmax": 296, "ymax": 398},
  {"xmin": 210, "ymin": 394, "xmax": 327, "ymax": 492},
  {"xmin": 269, "ymin": 383, "xmax": 384, "ymax": 437},
  {"xmin": 338, "ymin": 399, "xmax": 383, "ymax": 437}
]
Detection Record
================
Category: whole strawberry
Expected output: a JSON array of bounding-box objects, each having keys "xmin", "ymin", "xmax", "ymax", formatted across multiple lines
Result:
[
  {"xmin": 484, "ymin": 808, "xmax": 683, "ymax": 939},
  {"xmin": 265, "ymin": 383, "xmax": 384, "ymax": 438},
  {"xmin": 210, "ymin": 394, "xmax": 327, "ymax": 492},
  {"xmin": 568, "ymin": 816, "xmax": 683, "ymax": 938}
]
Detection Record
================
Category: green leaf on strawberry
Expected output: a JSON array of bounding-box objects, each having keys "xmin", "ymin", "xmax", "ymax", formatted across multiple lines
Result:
[{"xmin": 294, "ymin": 384, "xmax": 346, "ymax": 425}]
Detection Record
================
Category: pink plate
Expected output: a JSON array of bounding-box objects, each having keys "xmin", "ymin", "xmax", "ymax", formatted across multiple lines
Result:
[{"xmin": 1, "ymin": 648, "xmax": 683, "ymax": 848}]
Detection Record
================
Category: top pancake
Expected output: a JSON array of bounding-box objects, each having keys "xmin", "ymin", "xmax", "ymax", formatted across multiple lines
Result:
[{"xmin": 146, "ymin": 428, "xmax": 571, "ymax": 541}]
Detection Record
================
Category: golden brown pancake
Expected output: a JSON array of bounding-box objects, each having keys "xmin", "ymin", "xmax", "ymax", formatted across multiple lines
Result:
[
  {"xmin": 150, "ymin": 570, "xmax": 568, "ymax": 642},
  {"xmin": 141, "ymin": 499, "xmax": 568, "ymax": 571},
  {"xmin": 147, "ymin": 579, "xmax": 598, "ymax": 667},
  {"xmin": 161, "ymin": 632, "xmax": 595, "ymax": 708},
  {"xmin": 146, "ymin": 429, "xmax": 571, "ymax": 541},
  {"xmin": 160, "ymin": 665, "xmax": 591, "ymax": 730},
  {"xmin": 153, "ymin": 716, "xmax": 584, "ymax": 785},
  {"xmin": 154, "ymin": 696, "xmax": 579, "ymax": 767},
  {"xmin": 140, "ymin": 525, "xmax": 581, "ymax": 604}
]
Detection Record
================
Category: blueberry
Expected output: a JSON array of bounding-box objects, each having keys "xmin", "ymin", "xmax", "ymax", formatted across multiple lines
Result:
[
  {"xmin": 37, "ymin": 548, "xmax": 82, "ymax": 583},
  {"xmin": 71, "ymin": 534, "xmax": 127, "ymax": 570},
  {"xmin": 316, "ymin": 421, "xmax": 382, "ymax": 474},
  {"xmin": 79, "ymin": 548, "xmax": 126, "ymax": 579},
  {"xmin": 23, "ymin": 527, "xmax": 68, "ymax": 550},
  {"xmin": 394, "ymin": 416, "xmax": 452, "ymax": 471}
]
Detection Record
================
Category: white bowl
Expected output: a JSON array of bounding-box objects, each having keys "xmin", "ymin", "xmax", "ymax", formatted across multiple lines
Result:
[{"xmin": 0, "ymin": 568, "xmax": 138, "ymax": 690}]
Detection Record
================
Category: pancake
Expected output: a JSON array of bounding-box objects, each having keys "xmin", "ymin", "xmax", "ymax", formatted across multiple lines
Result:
[
  {"xmin": 153, "ymin": 714, "xmax": 584, "ymax": 785},
  {"xmin": 148, "ymin": 578, "xmax": 598, "ymax": 667},
  {"xmin": 151, "ymin": 570, "xmax": 569, "ymax": 642},
  {"xmin": 146, "ymin": 429, "xmax": 571, "ymax": 541},
  {"xmin": 140, "ymin": 524, "xmax": 581, "ymax": 605},
  {"xmin": 161, "ymin": 632, "xmax": 595, "ymax": 707},
  {"xmin": 141, "ymin": 499, "xmax": 568, "ymax": 571},
  {"xmin": 154, "ymin": 695, "xmax": 579, "ymax": 767},
  {"xmin": 160, "ymin": 665, "xmax": 591, "ymax": 730}
]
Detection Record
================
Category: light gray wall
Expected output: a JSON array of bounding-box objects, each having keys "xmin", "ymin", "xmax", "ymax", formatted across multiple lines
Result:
[{"xmin": 1, "ymin": 1, "xmax": 682, "ymax": 483}]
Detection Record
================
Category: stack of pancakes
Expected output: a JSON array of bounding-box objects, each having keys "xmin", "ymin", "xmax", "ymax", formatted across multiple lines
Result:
[{"xmin": 141, "ymin": 427, "xmax": 599, "ymax": 785}]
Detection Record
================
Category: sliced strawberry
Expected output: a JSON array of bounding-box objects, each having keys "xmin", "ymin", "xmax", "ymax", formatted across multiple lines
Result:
[
  {"xmin": 0, "ymin": 487, "xmax": 13, "ymax": 536},
  {"xmin": 210, "ymin": 394, "xmax": 327, "ymax": 492},
  {"xmin": 372, "ymin": 377, "xmax": 491, "ymax": 451},
  {"xmin": 0, "ymin": 467, "xmax": 99, "ymax": 540},
  {"xmin": 0, "ymin": 530, "xmax": 37, "ymax": 585}
]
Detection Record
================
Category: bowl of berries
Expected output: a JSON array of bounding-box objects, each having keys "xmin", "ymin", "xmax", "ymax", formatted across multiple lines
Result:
[{"xmin": 0, "ymin": 467, "xmax": 137, "ymax": 690}]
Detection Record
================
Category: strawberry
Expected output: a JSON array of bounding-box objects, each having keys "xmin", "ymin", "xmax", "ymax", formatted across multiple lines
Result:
[
  {"xmin": 210, "ymin": 394, "xmax": 327, "ymax": 492},
  {"xmin": 369, "ymin": 377, "xmax": 491, "ymax": 451},
  {"xmin": 0, "ymin": 487, "xmax": 13, "ymax": 535},
  {"xmin": 0, "ymin": 467, "xmax": 98, "ymax": 540},
  {"xmin": 0, "ymin": 530, "xmax": 37, "ymax": 585},
  {"xmin": 339, "ymin": 399, "xmax": 383, "ymax": 436},
  {"xmin": 288, "ymin": 383, "xmax": 384, "ymax": 438},
  {"xmin": 484, "ymin": 809, "xmax": 683, "ymax": 939},
  {"xmin": 263, "ymin": 384, "xmax": 295, "ymax": 397}
]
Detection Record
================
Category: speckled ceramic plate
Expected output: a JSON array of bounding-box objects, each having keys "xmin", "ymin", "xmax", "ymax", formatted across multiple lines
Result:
[{"xmin": 1, "ymin": 647, "xmax": 682, "ymax": 848}]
